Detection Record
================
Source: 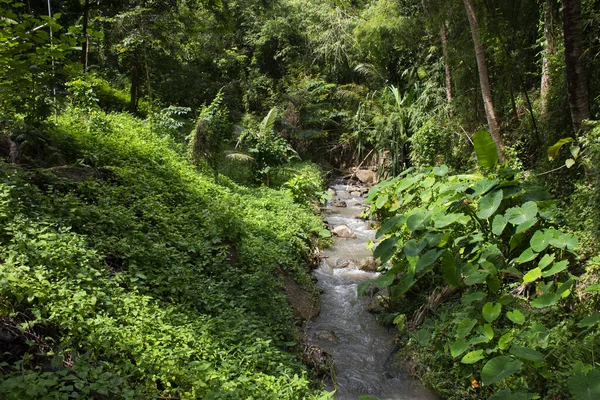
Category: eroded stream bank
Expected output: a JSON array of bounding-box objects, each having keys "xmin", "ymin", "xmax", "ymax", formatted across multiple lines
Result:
[{"xmin": 307, "ymin": 177, "xmax": 438, "ymax": 400}]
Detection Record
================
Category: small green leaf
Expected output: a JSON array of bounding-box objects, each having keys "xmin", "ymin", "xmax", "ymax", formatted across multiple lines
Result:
[
  {"xmin": 473, "ymin": 130, "xmax": 499, "ymax": 170},
  {"xmin": 584, "ymin": 284, "xmax": 600, "ymax": 293},
  {"xmin": 319, "ymin": 229, "xmax": 332, "ymax": 238},
  {"xmin": 523, "ymin": 268, "xmax": 542, "ymax": 284},
  {"xmin": 433, "ymin": 165, "xmax": 449, "ymax": 176},
  {"xmin": 577, "ymin": 313, "xmax": 600, "ymax": 328},
  {"xmin": 570, "ymin": 145, "xmax": 581, "ymax": 159},
  {"xmin": 461, "ymin": 349, "xmax": 485, "ymax": 364},
  {"xmin": 375, "ymin": 194, "xmax": 389, "ymax": 209},
  {"xmin": 492, "ymin": 214, "xmax": 507, "ymax": 236},
  {"xmin": 498, "ymin": 332, "xmax": 513, "ymax": 350},
  {"xmin": 456, "ymin": 318, "xmax": 478, "ymax": 338},
  {"xmin": 450, "ymin": 339, "xmax": 470, "ymax": 358},
  {"xmin": 477, "ymin": 190, "xmax": 504, "ymax": 219},
  {"xmin": 516, "ymin": 248, "xmax": 538, "ymax": 264},
  {"xmin": 531, "ymin": 230, "xmax": 553, "ymax": 252},
  {"xmin": 566, "ymin": 158, "xmax": 576, "ymax": 168},
  {"xmin": 541, "ymin": 260, "xmax": 569, "ymax": 277},
  {"xmin": 481, "ymin": 356, "xmax": 523, "ymax": 385},
  {"xmin": 483, "ymin": 302, "xmax": 502, "ymax": 324},
  {"xmin": 481, "ymin": 324, "xmax": 495, "ymax": 340},
  {"xmin": 538, "ymin": 253, "xmax": 555, "ymax": 270},
  {"xmin": 506, "ymin": 310, "xmax": 525, "ymax": 325},
  {"xmin": 548, "ymin": 137, "xmax": 574, "ymax": 160}
]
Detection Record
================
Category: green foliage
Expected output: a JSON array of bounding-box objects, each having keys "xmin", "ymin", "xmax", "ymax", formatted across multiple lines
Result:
[
  {"xmin": 189, "ymin": 90, "xmax": 234, "ymax": 179},
  {"xmin": 365, "ymin": 160, "xmax": 587, "ymax": 398},
  {"xmin": 0, "ymin": 108, "xmax": 328, "ymax": 399}
]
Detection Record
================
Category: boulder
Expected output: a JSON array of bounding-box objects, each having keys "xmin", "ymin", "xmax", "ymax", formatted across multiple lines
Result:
[
  {"xmin": 332, "ymin": 225, "xmax": 357, "ymax": 239},
  {"xmin": 332, "ymin": 200, "xmax": 347, "ymax": 208},
  {"xmin": 357, "ymin": 257, "xmax": 380, "ymax": 272},
  {"xmin": 335, "ymin": 258, "xmax": 357, "ymax": 269},
  {"xmin": 355, "ymin": 169, "xmax": 377, "ymax": 185}
]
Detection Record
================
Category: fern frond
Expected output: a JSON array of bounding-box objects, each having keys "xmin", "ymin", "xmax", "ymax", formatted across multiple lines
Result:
[
  {"xmin": 260, "ymin": 107, "xmax": 279, "ymax": 136},
  {"xmin": 225, "ymin": 151, "xmax": 254, "ymax": 163}
]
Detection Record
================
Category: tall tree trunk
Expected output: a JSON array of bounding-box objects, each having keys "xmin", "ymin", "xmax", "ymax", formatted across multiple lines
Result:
[
  {"xmin": 81, "ymin": 0, "xmax": 90, "ymax": 72},
  {"xmin": 540, "ymin": 0, "xmax": 556, "ymax": 118},
  {"xmin": 440, "ymin": 22, "xmax": 454, "ymax": 116},
  {"xmin": 463, "ymin": 0, "xmax": 507, "ymax": 162},
  {"xmin": 129, "ymin": 64, "xmax": 139, "ymax": 112},
  {"xmin": 562, "ymin": 0, "xmax": 589, "ymax": 133}
]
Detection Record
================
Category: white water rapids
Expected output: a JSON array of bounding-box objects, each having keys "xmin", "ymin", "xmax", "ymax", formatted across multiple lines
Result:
[{"xmin": 307, "ymin": 179, "xmax": 439, "ymax": 400}]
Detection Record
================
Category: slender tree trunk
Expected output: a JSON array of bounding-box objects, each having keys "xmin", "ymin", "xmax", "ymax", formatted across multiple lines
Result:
[
  {"xmin": 129, "ymin": 64, "xmax": 139, "ymax": 112},
  {"xmin": 562, "ymin": 0, "xmax": 589, "ymax": 133},
  {"xmin": 440, "ymin": 22, "xmax": 454, "ymax": 116},
  {"xmin": 463, "ymin": 0, "xmax": 507, "ymax": 162},
  {"xmin": 81, "ymin": 0, "xmax": 90, "ymax": 72},
  {"xmin": 540, "ymin": 0, "xmax": 557, "ymax": 118}
]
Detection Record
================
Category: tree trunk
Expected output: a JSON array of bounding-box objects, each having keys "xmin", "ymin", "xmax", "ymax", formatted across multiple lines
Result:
[
  {"xmin": 81, "ymin": 0, "xmax": 90, "ymax": 72},
  {"xmin": 440, "ymin": 22, "xmax": 454, "ymax": 116},
  {"xmin": 562, "ymin": 0, "xmax": 589, "ymax": 133},
  {"xmin": 540, "ymin": 0, "xmax": 556, "ymax": 118},
  {"xmin": 129, "ymin": 64, "xmax": 139, "ymax": 112},
  {"xmin": 463, "ymin": 0, "xmax": 507, "ymax": 162}
]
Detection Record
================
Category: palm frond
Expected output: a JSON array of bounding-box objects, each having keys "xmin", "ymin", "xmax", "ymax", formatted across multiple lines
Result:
[
  {"xmin": 225, "ymin": 151, "xmax": 254, "ymax": 163},
  {"xmin": 260, "ymin": 107, "xmax": 279, "ymax": 136}
]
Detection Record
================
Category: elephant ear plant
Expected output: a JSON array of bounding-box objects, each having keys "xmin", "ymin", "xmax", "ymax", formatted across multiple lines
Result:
[{"xmin": 361, "ymin": 131, "xmax": 599, "ymax": 398}]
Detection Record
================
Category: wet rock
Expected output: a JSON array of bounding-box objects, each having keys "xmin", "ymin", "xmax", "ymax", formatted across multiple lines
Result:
[
  {"xmin": 332, "ymin": 200, "xmax": 347, "ymax": 208},
  {"xmin": 327, "ymin": 188, "xmax": 337, "ymax": 197},
  {"xmin": 335, "ymin": 258, "xmax": 357, "ymax": 269},
  {"xmin": 357, "ymin": 257, "xmax": 380, "ymax": 272},
  {"xmin": 355, "ymin": 169, "xmax": 377, "ymax": 185},
  {"xmin": 332, "ymin": 225, "xmax": 357, "ymax": 239},
  {"xmin": 349, "ymin": 191, "xmax": 362, "ymax": 197},
  {"xmin": 315, "ymin": 330, "xmax": 339, "ymax": 344}
]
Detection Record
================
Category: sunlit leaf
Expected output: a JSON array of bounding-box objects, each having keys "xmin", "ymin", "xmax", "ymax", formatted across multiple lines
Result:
[
  {"xmin": 477, "ymin": 190, "xmax": 503, "ymax": 219},
  {"xmin": 461, "ymin": 349, "xmax": 485, "ymax": 364},
  {"xmin": 473, "ymin": 130, "xmax": 499, "ymax": 170}
]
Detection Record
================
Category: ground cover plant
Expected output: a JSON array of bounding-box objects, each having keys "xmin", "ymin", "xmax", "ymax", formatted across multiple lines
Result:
[{"xmin": 0, "ymin": 106, "xmax": 332, "ymax": 399}]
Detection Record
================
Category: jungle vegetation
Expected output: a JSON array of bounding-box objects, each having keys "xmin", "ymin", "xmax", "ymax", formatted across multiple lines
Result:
[{"xmin": 1, "ymin": 0, "xmax": 600, "ymax": 399}]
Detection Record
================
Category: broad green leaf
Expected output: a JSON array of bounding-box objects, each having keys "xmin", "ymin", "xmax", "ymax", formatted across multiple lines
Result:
[
  {"xmin": 456, "ymin": 318, "xmax": 478, "ymax": 338},
  {"xmin": 391, "ymin": 274, "xmax": 416, "ymax": 298},
  {"xmin": 406, "ymin": 210, "xmax": 432, "ymax": 231},
  {"xmin": 376, "ymin": 214, "xmax": 405, "ymax": 239},
  {"xmin": 464, "ymin": 269, "xmax": 490, "ymax": 285},
  {"xmin": 450, "ymin": 339, "xmax": 470, "ymax": 358},
  {"xmin": 470, "ymin": 179, "xmax": 500, "ymax": 197},
  {"xmin": 469, "ymin": 335, "xmax": 491, "ymax": 345},
  {"xmin": 492, "ymin": 214, "xmax": 507, "ymax": 236},
  {"xmin": 576, "ymin": 313, "xmax": 600, "ymax": 328},
  {"xmin": 396, "ymin": 175, "xmax": 420, "ymax": 193},
  {"xmin": 538, "ymin": 253, "xmax": 555, "ymax": 270},
  {"xmin": 550, "ymin": 232, "xmax": 579, "ymax": 251},
  {"xmin": 516, "ymin": 248, "xmax": 538, "ymax": 264},
  {"xmin": 530, "ymin": 293, "xmax": 561, "ymax": 308},
  {"xmin": 515, "ymin": 218, "xmax": 538, "ymax": 234},
  {"xmin": 415, "ymin": 249, "xmax": 444, "ymax": 273},
  {"xmin": 473, "ymin": 130, "xmax": 499, "ymax": 170},
  {"xmin": 568, "ymin": 368, "xmax": 600, "ymax": 400},
  {"xmin": 506, "ymin": 310, "xmax": 525, "ymax": 325},
  {"xmin": 481, "ymin": 356, "xmax": 523, "ymax": 385},
  {"xmin": 566, "ymin": 158, "xmax": 576, "ymax": 168},
  {"xmin": 421, "ymin": 177, "xmax": 435, "ymax": 188},
  {"xmin": 403, "ymin": 239, "xmax": 427, "ymax": 257},
  {"xmin": 412, "ymin": 328, "xmax": 430, "ymax": 346},
  {"xmin": 423, "ymin": 232, "xmax": 443, "ymax": 246},
  {"xmin": 375, "ymin": 194, "xmax": 389, "ymax": 209},
  {"xmin": 506, "ymin": 202, "xmax": 538, "ymax": 225},
  {"xmin": 373, "ymin": 237, "xmax": 397, "ymax": 259},
  {"xmin": 461, "ymin": 349, "xmax": 485, "ymax": 364},
  {"xmin": 523, "ymin": 268, "xmax": 542, "ymax": 284},
  {"xmin": 498, "ymin": 332, "xmax": 513, "ymax": 350},
  {"xmin": 434, "ymin": 213, "xmax": 464, "ymax": 228},
  {"xmin": 481, "ymin": 324, "xmax": 495, "ymax": 340},
  {"xmin": 477, "ymin": 190, "xmax": 504, "ymax": 219},
  {"xmin": 571, "ymin": 145, "xmax": 581, "ymax": 159},
  {"xmin": 375, "ymin": 270, "xmax": 396, "ymax": 288},
  {"xmin": 548, "ymin": 137, "xmax": 574, "ymax": 160},
  {"xmin": 319, "ymin": 229, "xmax": 332, "ymax": 238},
  {"xmin": 483, "ymin": 302, "xmax": 502, "ymax": 324},
  {"xmin": 433, "ymin": 165, "xmax": 449, "ymax": 176},
  {"xmin": 584, "ymin": 284, "xmax": 600, "ymax": 293},
  {"xmin": 541, "ymin": 260, "xmax": 569, "ymax": 277},
  {"xmin": 462, "ymin": 291, "xmax": 487, "ymax": 304},
  {"xmin": 442, "ymin": 251, "xmax": 461, "ymax": 287},
  {"xmin": 509, "ymin": 346, "xmax": 544, "ymax": 362}
]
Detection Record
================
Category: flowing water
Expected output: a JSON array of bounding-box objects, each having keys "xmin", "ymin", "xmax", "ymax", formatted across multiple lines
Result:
[{"xmin": 307, "ymin": 179, "xmax": 438, "ymax": 400}]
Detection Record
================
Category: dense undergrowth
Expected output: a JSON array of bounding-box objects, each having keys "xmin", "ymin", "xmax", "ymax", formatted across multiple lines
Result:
[
  {"xmin": 363, "ymin": 134, "xmax": 600, "ymax": 399},
  {"xmin": 0, "ymin": 108, "xmax": 332, "ymax": 399}
]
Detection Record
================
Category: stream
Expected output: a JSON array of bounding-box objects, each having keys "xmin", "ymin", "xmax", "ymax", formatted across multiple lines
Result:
[{"xmin": 307, "ymin": 179, "xmax": 438, "ymax": 400}]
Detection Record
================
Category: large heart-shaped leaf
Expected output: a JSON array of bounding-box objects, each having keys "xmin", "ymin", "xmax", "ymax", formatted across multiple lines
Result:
[
  {"xmin": 568, "ymin": 368, "xmax": 600, "ymax": 400},
  {"xmin": 442, "ymin": 251, "xmax": 461, "ymax": 287},
  {"xmin": 406, "ymin": 210, "xmax": 432, "ymax": 231},
  {"xmin": 376, "ymin": 214, "xmax": 405, "ymax": 239},
  {"xmin": 374, "ymin": 237, "xmax": 397, "ymax": 259},
  {"xmin": 516, "ymin": 248, "xmax": 538, "ymax": 264},
  {"xmin": 403, "ymin": 239, "xmax": 427, "ymax": 257},
  {"xmin": 450, "ymin": 339, "xmax": 470, "ymax": 358},
  {"xmin": 506, "ymin": 310, "xmax": 525, "ymax": 325},
  {"xmin": 523, "ymin": 267, "xmax": 542, "ymax": 284},
  {"xmin": 541, "ymin": 260, "xmax": 569, "ymax": 277},
  {"xmin": 492, "ymin": 214, "xmax": 507, "ymax": 236},
  {"xmin": 481, "ymin": 356, "xmax": 523, "ymax": 385},
  {"xmin": 483, "ymin": 302, "xmax": 502, "ymax": 324},
  {"xmin": 530, "ymin": 230, "xmax": 553, "ymax": 252},
  {"xmin": 506, "ymin": 202, "xmax": 538, "ymax": 225},
  {"xmin": 415, "ymin": 249, "xmax": 444, "ymax": 273},
  {"xmin": 456, "ymin": 318, "xmax": 478, "ymax": 338},
  {"xmin": 477, "ymin": 190, "xmax": 504, "ymax": 219},
  {"xmin": 473, "ymin": 130, "xmax": 499, "ymax": 170},
  {"xmin": 509, "ymin": 346, "xmax": 544, "ymax": 362}
]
